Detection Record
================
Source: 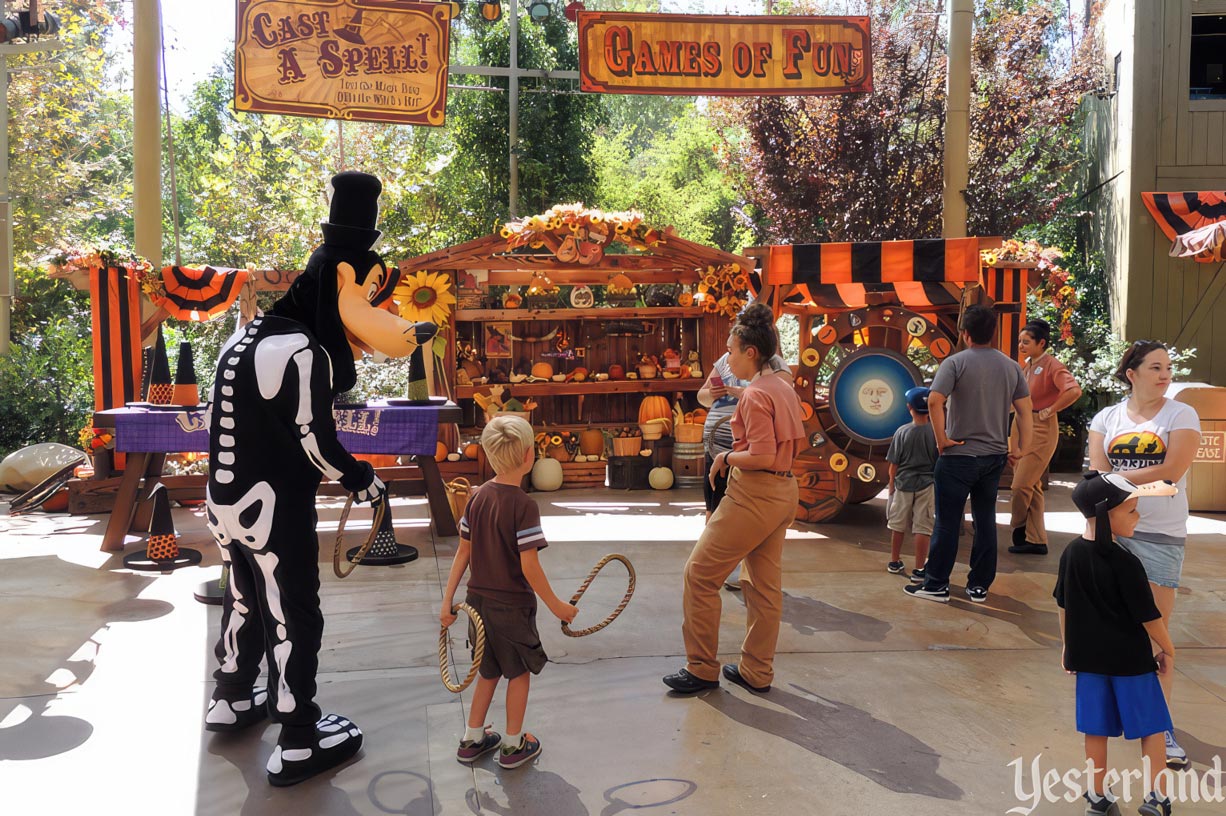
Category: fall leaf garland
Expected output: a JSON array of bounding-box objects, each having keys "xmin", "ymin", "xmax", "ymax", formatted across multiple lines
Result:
[{"xmin": 981, "ymin": 239, "xmax": 1079, "ymax": 345}]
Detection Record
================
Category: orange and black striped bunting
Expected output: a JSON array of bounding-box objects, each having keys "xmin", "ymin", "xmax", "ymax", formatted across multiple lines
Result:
[
  {"xmin": 1141, "ymin": 192, "xmax": 1226, "ymax": 241},
  {"xmin": 159, "ymin": 266, "xmax": 249, "ymax": 321},
  {"xmin": 90, "ymin": 267, "xmax": 141, "ymax": 410},
  {"xmin": 765, "ymin": 237, "xmax": 981, "ymax": 286}
]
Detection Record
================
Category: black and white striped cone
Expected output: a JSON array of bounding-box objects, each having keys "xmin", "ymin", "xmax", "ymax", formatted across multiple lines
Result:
[
  {"xmin": 345, "ymin": 499, "xmax": 418, "ymax": 566},
  {"xmin": 123, "ymin": 482, "xmax": 203, "ymax": 571}
]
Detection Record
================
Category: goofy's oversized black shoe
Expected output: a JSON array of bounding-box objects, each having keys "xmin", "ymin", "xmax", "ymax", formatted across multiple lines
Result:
[
  {"xmin": 205, "ymin": 687, "xmax": 269, "ymax": 733},
  {"xmin": 267, "ymin": 714, "xmax": 363, "ymax": 787}
]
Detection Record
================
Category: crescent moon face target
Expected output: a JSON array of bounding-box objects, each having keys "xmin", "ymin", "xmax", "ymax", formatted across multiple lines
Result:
[
  {"xmin": 829, "ymin": 348, "xmax": 922, "ymax": 445},
  {"xmin": 800, "ymin": 346, "xmax": 821, "ymax": 368},
  {"xmin": 906, "ymin": 316, "xmax": 927, "ymax": 337},
  {"xmin": 816, "ymin": 324, "xmax": 839, "ymax": 345}
]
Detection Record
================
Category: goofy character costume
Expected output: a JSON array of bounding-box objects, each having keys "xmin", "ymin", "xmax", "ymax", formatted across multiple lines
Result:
[{"xmin": 202, "ymin": 172, "xmax": 437, "ymax": 787}]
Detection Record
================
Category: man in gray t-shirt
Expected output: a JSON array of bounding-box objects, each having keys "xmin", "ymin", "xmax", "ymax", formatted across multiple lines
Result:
[{"xmin": 905, "ymin": 306, "xmax": 1033, "ymax": 604}]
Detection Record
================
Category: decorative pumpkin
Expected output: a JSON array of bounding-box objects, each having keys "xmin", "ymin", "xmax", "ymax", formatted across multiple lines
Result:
[
  {"xmin": 638, "ymin": 395, "xmax": 673, "ymax": 433},
  {"xmin": 678, "ymin": 292, "xmax": 694, "ymax": 307},
  {"xmin": 434, "ymin": 441, "xmax": 449, "ymax": 462},
  {"xmin": 531, "ymin": 361, "xmax": 554, "ymax": 379},
  {"xmin": 531, "ymin": 457, "xmax": 564, "ymax": 491},
  {"xmin": 607, "ymin": 363, "xmax": 625, "ymax": 380},
  {"xmin": 446, "ymin": 453, "xmax": 461, "ymax": 462},
  {"xmin": 463, "ymin": 442, "xmax": 480, "ymax": 460},
  {"xmin": 578, "ymin": 428, "xmax": 605, "ymax": 456},
  {"xmin": 649, "ymin": 467, "xmax": 674, "ymax": 490},
  {"xmin": 690, "ymin": 408, "xmax": 708, "ymax": 424}
]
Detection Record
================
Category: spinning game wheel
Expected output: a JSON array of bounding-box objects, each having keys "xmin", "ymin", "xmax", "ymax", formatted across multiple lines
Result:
[{"xmin": 793, "ymin": 306, "xmax": 953, "ymax": 523}]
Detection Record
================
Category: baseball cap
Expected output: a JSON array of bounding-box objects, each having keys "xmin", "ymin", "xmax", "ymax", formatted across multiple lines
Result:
[
  {"xmin": 1071, "ymin": 472, "xmax": 1178, "ymax": 519},
  {"xmin": 904, "ymin": 386, "xmax": 930, "ymax": 414}
]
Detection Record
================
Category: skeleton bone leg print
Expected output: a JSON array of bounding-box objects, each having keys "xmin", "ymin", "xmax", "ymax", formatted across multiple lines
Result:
[
  {"xmin": 205, "ymin": 315, "xmax": 373, "ymax": 785},
  {"xmin": 202, "ymin": 172, "xmax": 438, "ymax": 786}
]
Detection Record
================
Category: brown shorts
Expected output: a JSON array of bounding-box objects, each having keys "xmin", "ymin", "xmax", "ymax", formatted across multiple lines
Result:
[{"xmin": 465, "ymin": 593, "xmax": 548, "ymax": 680}]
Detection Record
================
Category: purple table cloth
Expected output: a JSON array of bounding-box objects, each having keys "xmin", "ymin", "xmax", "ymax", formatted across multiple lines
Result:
[{"xmin": 109, "ymin": 401, "xmax": 444, "ymax": 456}]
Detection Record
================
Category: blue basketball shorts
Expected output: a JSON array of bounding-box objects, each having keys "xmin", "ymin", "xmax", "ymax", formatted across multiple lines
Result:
[{"xmin": 1076, "ymin": 672, "xmax": 1172, "ymax": 740}]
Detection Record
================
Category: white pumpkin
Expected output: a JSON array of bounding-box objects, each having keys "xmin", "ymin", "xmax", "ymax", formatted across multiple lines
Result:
[
  {"xmin": 531, "ymin": 457, "xmax": 564, "ymax": 491},
  {"xmin": 648, "ymin": 466, "xmax": 674, "ymax": 490},
  {"xmin": 573, "ymin": 454, "xmax": 587, "ymax": 463},
  {"xmin": 446, "ymin": 453, "xmax": 461, "ymax": 462}
]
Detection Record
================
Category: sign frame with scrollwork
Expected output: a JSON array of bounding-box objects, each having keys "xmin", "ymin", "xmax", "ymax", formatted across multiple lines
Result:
[
  {"xmin": 577, "ymin": 12, "xmax": 872, "ymax": 97},
  {"xmin": 235, "ymin": 0, "xmax": 451, "ymax": 126}
]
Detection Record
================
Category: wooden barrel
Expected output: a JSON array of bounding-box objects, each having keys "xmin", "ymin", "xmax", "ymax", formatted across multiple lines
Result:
[{"xmin": 672, "ymin": 441, "xmax": 706, "ymax": 488}]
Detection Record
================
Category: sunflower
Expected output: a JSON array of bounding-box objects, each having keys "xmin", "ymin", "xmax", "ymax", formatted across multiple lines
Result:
[{"xmin": 395, "ymin": 270, "xmax": 456, "ymax": 324}]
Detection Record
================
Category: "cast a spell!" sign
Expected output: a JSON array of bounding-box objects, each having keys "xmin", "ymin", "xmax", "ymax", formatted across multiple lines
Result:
[
  {"xmin": 235, "ymin": 0, "xmax": 450, "ymax": 125},
  {"xmin": 577, "ymin": 13, "xmax": 872, "ymax": 96}
]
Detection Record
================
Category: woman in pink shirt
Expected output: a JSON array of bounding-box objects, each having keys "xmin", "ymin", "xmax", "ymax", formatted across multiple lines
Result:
[{"xmin": 663, "ymin": 304, "xmax": 807, "ymax": 695}]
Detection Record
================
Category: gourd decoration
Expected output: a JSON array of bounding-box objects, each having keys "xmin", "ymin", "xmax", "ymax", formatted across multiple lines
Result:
[
  {"xmin": 648, "ymin": 467, "xmax": 674, "ymax": 490},
  {"xmin": 607, "ymin": 363, "xmax": 626, "ymax": 380},
  {"xmin": 434, "ymin": 441, "xmax": 449, "ymax": 462},
  {"xmin": 637, "ymin": 395, "xmax": 673, "ymax": 434},
  {"xmin": 531, "ymin": 361, "xmax": 554, "ymax": 380},
  {"xmin": 531, "ymin": 457, "xmax": 564, "ymax": 491},
  {"xmin": 463, "ymin": 442, "xmax": 480, "ymax": 460},
  {"xmin": 578, "ymin": 428, "xmax": 605, "ymax": 457}
]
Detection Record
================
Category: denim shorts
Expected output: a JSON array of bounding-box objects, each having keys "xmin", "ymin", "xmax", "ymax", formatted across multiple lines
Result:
[
  {"xmin": 1076, "ymin": 672, "xmax": 1171, "ymax": 740},
  {"xmin": 1116, "ymin": 534, "xmax": 1186, "ymax": 589}
]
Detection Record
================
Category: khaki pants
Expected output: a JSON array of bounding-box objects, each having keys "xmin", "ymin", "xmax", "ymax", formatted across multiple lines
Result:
[
  {"xmin": 1009, "ymin": 412, "xmax": 1059, "ymax": 544},
  {"xmin": 682, "ymin": 468, "xmax": 797, "ymax": 687}
]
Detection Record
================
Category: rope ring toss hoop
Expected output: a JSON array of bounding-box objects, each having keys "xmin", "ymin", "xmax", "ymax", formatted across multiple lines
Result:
[
  {"xmin": 561, "ymin": 553, "xmax": 636, "ymax": 638},
  {"xmin": 439, "ymin": 602, "xmax": 486, "ymax": 693},
  {"xmin": 331, "ymin": 496, "xmax": 387, "ymax": 579}
]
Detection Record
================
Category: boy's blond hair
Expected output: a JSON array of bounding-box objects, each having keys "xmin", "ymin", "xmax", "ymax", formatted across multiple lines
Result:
[{"xmin": 481, "ymin": 415, "xmax": 534, "ymax": 474}]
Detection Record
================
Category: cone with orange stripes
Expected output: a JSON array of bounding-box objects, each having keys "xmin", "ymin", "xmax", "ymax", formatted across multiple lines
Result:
[
  {"xmin": 173, "ymin": 341, "xmax": 200, "ymax": 406},
  {"xmin": 122, "ymin": 482, "xmax": 203, "ymax": 571}
]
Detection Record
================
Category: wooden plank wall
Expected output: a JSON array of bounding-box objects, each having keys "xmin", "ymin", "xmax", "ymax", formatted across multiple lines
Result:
[{"xmin": 1125, "ymin": 0, "xmax": 1226, "ymax": 385}]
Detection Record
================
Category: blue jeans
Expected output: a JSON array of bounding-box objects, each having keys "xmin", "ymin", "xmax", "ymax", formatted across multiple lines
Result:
[{"xmin": 922, "ymin": 453, "xmax": 1007, "ymax": 591}]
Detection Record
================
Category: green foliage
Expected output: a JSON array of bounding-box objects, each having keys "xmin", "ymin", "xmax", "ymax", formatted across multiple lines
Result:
[
  {"xmin": 0, "ymin": 270, "xmax": 93, "ymax": 456},
  {"xmin": 444, "ymin": 7, "xmax": 604, "ymax": 230},
  {"xmin": 593, "ymin": 109, "xmax": 752, "ymax": 251},
  {"xmin": 3, "ymin": 1, "xmax": 128, "ymax": 455}
]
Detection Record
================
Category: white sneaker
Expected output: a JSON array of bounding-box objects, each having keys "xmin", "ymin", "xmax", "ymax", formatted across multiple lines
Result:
[{"xmin": 1164, "ymin": 730, "xmax": 1189, "ymax": 768}]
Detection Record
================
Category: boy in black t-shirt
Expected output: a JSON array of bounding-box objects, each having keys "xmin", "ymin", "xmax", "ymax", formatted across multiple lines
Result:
[
  {"xmin": 439, "ymin": 416, "xmax": 578, "ymax": 769},
  {"xmin": 1057, "ymin": 473, "xmax": 1179, "ymax": 816}
]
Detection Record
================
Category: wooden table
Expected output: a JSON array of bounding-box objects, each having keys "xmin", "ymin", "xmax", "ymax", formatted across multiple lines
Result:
[{"xmin": 92, "ymin": 401, "xmax": 461, "ymax": 552}]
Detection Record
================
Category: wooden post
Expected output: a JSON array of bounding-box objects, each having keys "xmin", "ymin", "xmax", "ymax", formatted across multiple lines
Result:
[{"xmin": 944, "ymin": 0, "xmax": 972, "ymax": 238}]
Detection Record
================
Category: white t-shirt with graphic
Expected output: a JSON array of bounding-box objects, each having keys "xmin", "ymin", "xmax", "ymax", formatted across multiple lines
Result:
[{"xmin": 1089, "ymin": 399, "xmax": 1201, "ymax": 540}]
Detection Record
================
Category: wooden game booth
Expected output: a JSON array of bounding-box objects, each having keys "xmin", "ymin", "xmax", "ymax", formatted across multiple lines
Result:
[
  {"xmin": 399, "ymin": 205, "xmax": 751, "ymax": 490},
  {"xmin": 745, "ymin": 236, "xmax": 1032, "ymax": 523}
]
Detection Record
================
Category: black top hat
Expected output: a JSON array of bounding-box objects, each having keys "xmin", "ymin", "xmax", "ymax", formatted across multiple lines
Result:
[{"xmin": 321, "ymin": 171, "xmax": 383, "ymax": 251}]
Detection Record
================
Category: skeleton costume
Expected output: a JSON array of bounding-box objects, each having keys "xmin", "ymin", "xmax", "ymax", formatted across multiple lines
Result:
[{"xmin": 203, "ymin": 172, "xmax": 433, "ymax": 787}]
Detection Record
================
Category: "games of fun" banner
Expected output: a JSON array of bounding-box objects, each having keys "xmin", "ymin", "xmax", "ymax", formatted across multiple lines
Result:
[
  {"xmin": 235, "ymin": 0, "xmax": 451, "ymax": 125},
  {"xmin": 577, "ymin": 13, "xmax": 872, "ymax": 96}
]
